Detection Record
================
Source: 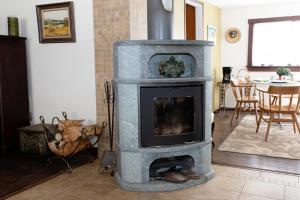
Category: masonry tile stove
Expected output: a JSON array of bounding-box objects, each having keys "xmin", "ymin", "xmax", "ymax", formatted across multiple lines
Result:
[{"xmin": 114, "ymin": 40, "xmax": 214, "ymax": 191}]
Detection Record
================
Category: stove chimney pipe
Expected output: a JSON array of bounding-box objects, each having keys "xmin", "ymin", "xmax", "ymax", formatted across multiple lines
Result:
[{"xmin": 147, "ymin": 0, "xmax": 173, "ymax": 40}]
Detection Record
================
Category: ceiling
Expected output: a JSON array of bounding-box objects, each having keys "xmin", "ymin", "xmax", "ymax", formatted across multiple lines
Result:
[{"xmin": 206, "ymin": 0, "xmax": 300, "ymax": 8}]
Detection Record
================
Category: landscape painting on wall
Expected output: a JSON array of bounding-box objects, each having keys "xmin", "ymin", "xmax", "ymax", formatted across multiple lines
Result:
[{"xmin": 36, "ymin": 1, "xmax": 76, "ymax": 43}]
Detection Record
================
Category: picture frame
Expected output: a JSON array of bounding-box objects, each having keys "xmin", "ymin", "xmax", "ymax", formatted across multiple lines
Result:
[
  {"xmin": 226, "ymin": 28, "xmax": 241, "ymax": 43},
  {"xmin": 207, "ymin": 25, "xmax": 216, "ymax": 45},
  {"xmin": 36, "ymin": 1, "xmax": 76, "ymax": 43}
]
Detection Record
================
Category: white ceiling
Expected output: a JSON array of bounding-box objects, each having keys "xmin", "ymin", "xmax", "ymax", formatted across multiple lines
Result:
[{"xmin": 206, "ymin": 0, "xmax": 300, "ymax": 8}]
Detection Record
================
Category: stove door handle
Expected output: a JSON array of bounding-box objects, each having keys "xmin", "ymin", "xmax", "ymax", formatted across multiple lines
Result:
[{"xmin": 184, "ymin": 140, "xmax": 197, "ymax": 144}]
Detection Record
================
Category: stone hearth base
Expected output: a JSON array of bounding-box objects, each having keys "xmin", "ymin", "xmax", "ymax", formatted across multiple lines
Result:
[
  {"xmin": 115, "ymin": 170, "xmax": 214, "ymax": 192},
  {"xmin": 115, "ymin": 141, "xmax": 214, "ymax": 192}
]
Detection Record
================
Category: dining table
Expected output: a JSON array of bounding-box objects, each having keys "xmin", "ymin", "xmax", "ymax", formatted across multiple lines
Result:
[
  {"xmin": 252, "ymin": 79, "xmax": 300, "ymax": 92},
  {"xmin": 252, "ymin": 79, "xmax": 300, "ymax": 106},
  {"xmin": 252, "ymin": 79, "xmax": 300, "ymax": 86}
]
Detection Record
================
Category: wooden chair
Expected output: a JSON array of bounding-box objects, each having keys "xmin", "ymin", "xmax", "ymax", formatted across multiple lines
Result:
[
  {"xmin": 256, "ymin": 86, "xmax": 300, "ymax": 141},
  {"xmin": 230, "ymin": 79, "xmax": 259, "ymax": 126}
]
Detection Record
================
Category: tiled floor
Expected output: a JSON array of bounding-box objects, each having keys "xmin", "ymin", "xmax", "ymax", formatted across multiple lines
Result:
[{"xmin": 7, "ymin": 162, "xmax": 300, "ymax": 200}]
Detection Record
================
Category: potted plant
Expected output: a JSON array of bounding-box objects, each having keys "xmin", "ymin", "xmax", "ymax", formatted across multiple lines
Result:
[{"xmin": 276, "ymin": 67, "xmax": 291, "ymax": 80}]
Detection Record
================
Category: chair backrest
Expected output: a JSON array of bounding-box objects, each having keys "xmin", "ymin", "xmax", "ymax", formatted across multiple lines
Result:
[
  {"xmin": 267, "ymin": 86, "xmax": 300, "ymax": 112},
  {"xmin": 268, "ymin": 86, "xmax": 300, "ymax": 95},
  {"xmin": 230, "ymin": 79, "xmax": 256, "ymax": 101},
  {"xmin": 236, "ymin": 68, "xmax": 251, "ymax": 83}
]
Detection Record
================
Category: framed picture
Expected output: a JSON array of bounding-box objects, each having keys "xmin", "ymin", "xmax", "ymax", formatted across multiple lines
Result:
[
  {"xmin": 226, "ymin": 28, "xmax": 241, "ymax": 43},
  {"xmin": 36, "ymin": 1, "xmax": 76, "ymax": 43},
  {"xmin": 207, "ymin": 25, "xmax": 216, "ymax": 45}
]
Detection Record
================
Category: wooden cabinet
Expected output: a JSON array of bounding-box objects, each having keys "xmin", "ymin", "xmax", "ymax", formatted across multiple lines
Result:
[{"xmin": 0, "ymin": 36, "xmax": 30, "ymax": 153}]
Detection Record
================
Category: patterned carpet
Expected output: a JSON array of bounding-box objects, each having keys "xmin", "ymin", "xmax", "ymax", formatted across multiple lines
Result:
[{"xmin": 218, "ymin": 115, "xmax": 300, "ymax": 160}]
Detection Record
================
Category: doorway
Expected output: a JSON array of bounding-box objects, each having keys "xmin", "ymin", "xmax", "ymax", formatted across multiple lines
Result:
[{"xmin": 185, "ymin": 0, "xmax": 203, "ymax": 40}]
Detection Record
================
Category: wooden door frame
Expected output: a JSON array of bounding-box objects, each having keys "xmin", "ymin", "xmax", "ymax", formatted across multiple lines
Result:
[{"xmin": 185, "ymin": 0, "xmax": 204, "ymax": 40}]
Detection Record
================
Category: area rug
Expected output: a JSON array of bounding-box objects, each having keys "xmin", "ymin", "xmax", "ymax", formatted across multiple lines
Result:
[{"xmin": 218, "ymin": 115, "xmax": 300, "ymax": 160}]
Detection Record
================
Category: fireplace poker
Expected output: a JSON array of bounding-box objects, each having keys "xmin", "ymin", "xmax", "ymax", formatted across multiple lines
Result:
[
  {"xmin": 105, "ymin": 81, "xmax": 113, "ymax": 151},
  {"xmin": 100, "ymin": 80, "xmax": 116, "ymax": 176},
  {"xmin": 111, "ymin": 80, "xmax": 115, "ymax": 148}
]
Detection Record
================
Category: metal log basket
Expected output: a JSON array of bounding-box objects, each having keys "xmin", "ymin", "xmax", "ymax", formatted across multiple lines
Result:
[{"xmin": 40, "ymin": 112, "xmax": 107, "ymax": 173}]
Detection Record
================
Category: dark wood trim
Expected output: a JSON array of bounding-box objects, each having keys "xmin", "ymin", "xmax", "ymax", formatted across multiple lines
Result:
[
  {"xmin": 248, "ymin": 15, "xmax": 300, "ymax": 24},
  {"xmin": 247, "ymin": 66, "xmax": 300, "ymax": 72},
  {"xmin": 0, "ymin": 35, "xmax": 26, "ymax": 40},
  {"xmin": 247, "ymin": 23, "xmax": 254, "ymax": 67},
  {"xmin": 247, "ymin": 15, "xmax": 300, "ymax": 72}
]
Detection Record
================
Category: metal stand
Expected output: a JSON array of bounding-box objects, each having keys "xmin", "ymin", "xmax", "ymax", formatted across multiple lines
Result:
[
  {"xmin": 46, "ymin": 155, "xmax": 73, "ymax": 173},
  {"xmin": 39, "ymin": 114, "xmax": 106, "ymax": 174},
  {"xmin": 217, "ymin": 82, "xmax": 230, "ymax": 115},
  {"xmin": 46, "ymin": 150, "xmax": 95, "ymax": 174}
]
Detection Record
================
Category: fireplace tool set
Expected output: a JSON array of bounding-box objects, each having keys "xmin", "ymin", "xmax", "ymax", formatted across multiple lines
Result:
[{"xmin": 99, "ymin": 80, "xmax": 117, "ymax": 176}]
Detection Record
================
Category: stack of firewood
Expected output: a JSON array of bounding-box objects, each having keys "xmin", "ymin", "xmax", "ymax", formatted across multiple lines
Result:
[{"xmin": 47, "ymin": 119, "xmax": 104, "ymax": 157}]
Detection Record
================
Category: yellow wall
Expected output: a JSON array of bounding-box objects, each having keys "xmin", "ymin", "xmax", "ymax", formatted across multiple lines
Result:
[
  {"xmin": 173, "ymin": 0, "xmax": 186, "ymax": 39},
  {"xmin": 200, "ymin": 0, "xmax": 222, "ymax": 111},
  {"xmin": 173, "ymin": 0, "xmax": 222, "ymax": 111}
]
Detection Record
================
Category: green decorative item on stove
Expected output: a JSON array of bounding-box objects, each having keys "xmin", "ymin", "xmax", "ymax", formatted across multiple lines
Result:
[
  {"xmin": 7, "ymin": 17, "xmax": 19, "ymax": 37},
  {"xmin": 159, "ymin": 56, "xmax": 185, "ymax": 78}
]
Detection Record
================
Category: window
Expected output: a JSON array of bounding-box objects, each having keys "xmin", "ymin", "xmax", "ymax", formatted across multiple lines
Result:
[{"xmin": 247, "ymin": 16, "xmax": 300, "ymax": 71}]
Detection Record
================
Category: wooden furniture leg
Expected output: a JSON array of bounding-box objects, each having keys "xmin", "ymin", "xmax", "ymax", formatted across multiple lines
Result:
[
  {"xmin": 256, "ymin": 110, "xmax": 263, "ymax": 133},
  {"xmin": 292, "ymin": 115, "xmax": 296, "ymax": 134},
  {"xmin": 230, "ymin": 102, "xmax": 239, "ymax": 126},
  {"xmin": 292, "ymin": 113, "xmax": 300, "ymax": 134},
  {"xmin": 236, "ymin": 102, "xmax": 242, "ymax": 119},
  {"xmin": 254, "ymin": 102, "xmax": 258, "ymax": 125},
  {"xmin": 265, "ymin": 113, "xmax": 273, "ymax": 142}
]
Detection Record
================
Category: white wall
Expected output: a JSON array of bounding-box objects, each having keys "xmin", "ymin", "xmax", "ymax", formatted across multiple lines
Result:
[
  {"xmin": 0, "ymin": 0, "xmax": 96, "ymax": 124},
  {"xmin": 221, "ymin": 2, "xmax": 300, "ymax": 107}
]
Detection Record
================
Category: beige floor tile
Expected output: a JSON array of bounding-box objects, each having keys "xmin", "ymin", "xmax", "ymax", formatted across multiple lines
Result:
[
  {"xmin": 101, "ymin": 189, "xmax": 162, "ymax": 200},
  {"xmin": 201, "ymin": 175, "xmax": 246, "ymax": 192},
  {"xmin": 260, "ymin": 172, "xmax": 299, "ymax": 185},
  {"xmin": 36, "ymin": 175, "xmax": 78, "ymax": 191},
  {"xmin": 6, "ymin": 188, "xmax": 57, "ymax": 200},
  {"xmin": 69, "ymin": 182, "xmax": 118, "ymax": 199},
  {"xmin": 145, "ymin": 186, "xmax": 240, "ymax": 200},
  {"xmin": 179, "ymin": 187, "xmax": 240, "ymax": 200},
  {"xmin": 213, "ymin": 165, "xmax": 261, "ymax": 178},
  {"xmin": 8, "ymin": 163, "xmax": 300, "ymax": 200},
  {"xmin": 239, "ymin": 193, "xmax": 281, "ymax": 200},
  {"xmin": 285, "ymin": 186, "xmax": 300, "ymax": 200},
  {"xmin": 242, "ymin": 180, "xmax": 284, "ymax": 199},
  {"xmin": 52, "ymin": 194, "xmax": 86, "ymax": 200}
]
